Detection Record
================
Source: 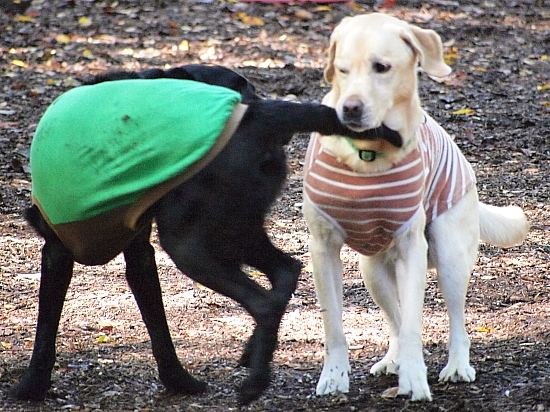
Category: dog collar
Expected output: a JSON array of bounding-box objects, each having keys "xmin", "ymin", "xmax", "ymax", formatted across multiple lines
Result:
[
  {"xmin": 343, "ymin": 124, "xmax": 403, "ymax": 162},
  {"xmin": 344, "ymin": 137, "xmax": 386, "ymax": 162}
]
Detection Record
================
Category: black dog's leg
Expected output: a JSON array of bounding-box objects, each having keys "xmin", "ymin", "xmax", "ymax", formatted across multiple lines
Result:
[
  {"xmin": 157, "ymin": 229, "xmax": 287, "ymax": 405},
  {"xmin": 236, "ymin": 231, "xmax": 301, "ymax": 369},
  {"xmin": 10, "ymin": 207, "xmax": 74, "ymax": 401},
  {"xmin": 229, "ymin": 230, "xmax": 301, "ymax": 401},
  {"xmin": 123, "ymin": 225, "xmax": 207, "ymax": 395}
]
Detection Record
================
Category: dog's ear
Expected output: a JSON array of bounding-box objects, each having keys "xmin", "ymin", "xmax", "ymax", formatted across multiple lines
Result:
[
  {"xmin": 324, "ymin": 36, "xmax": 337, "ymax": 84},
  {"xmin": 401, "ymin": 26, "xmax": 452, "ymax": 78},
  {"xmin": 324, "ymin": 17, "xmax": 350, "ymax": 84}
]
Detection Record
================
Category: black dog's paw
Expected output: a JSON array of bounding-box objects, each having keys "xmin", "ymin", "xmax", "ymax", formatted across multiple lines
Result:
[
  {"xmin": 160, "ymin": 367, "xmax": 208, "ymax": 395},
  {"xmin": 8, "ymin": 375, "xmax": 51, "ymax": 401},
  {"xmin": 238, "ymin": 373, "xmax": 270, "ymax": 405}
]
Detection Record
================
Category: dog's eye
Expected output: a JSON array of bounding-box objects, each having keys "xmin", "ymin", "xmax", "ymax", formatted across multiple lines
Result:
[
  {"xmin": 373, "ymin": 62, "xmax": 391, "ymax": 74},
  {"xmin": 337, "ymin": 67, "xmax": 349, "ymax": 75}
]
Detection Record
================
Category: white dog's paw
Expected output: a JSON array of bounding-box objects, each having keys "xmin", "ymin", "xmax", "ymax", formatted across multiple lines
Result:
[
  {"xmin": 370, "ymin": 357, "xmax": 399, "ymax": 376},
  {"xmin": 397, "ymin": 361, "xmax": 432, "ymax": 401},
  {"xmin": 316, "ymin": 363, "xmax": 350, "ymax": 395},
  {"xmin": 439, "ymin": 362, "xmax": 476, "ymax": 383}
]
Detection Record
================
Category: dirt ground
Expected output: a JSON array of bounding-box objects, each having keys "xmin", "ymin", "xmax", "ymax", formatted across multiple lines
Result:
[{"xmin": 0, "ymin": 0, "xmax": 549, "ymax": 411}]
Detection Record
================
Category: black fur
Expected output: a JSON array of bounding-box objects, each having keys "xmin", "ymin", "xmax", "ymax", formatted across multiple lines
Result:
[
  {"xmin": 85, "ymin": 64, "xmax": 260, "ymax": 104},
  {"xmin": 10, "ymin": 65, "xmax": 376, "ymax": 405}
]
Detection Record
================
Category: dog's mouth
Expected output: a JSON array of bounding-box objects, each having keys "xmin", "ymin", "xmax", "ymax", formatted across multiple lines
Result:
[{"xmin": 347, "ymin": 123, "xmax": 404, "ymax": 148}]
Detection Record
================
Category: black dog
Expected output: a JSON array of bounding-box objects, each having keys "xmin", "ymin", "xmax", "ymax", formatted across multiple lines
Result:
[{"xmin": 10, "ymin": 65, "xmax": 396, "ymax": 405}]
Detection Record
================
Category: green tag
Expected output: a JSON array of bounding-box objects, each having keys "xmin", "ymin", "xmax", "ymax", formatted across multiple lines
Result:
[{"xmin": 358, "ymin": 150, "xmax": 377, "ymax": 162}]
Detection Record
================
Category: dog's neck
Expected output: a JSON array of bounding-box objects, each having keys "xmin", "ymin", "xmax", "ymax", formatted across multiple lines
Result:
[{"xmin": 343, "ymin": 133, "xmax": 416, "ymax": 162}]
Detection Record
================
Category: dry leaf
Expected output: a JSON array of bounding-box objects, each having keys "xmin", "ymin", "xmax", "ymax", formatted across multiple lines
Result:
[
  {"xmin": 237, "ymin": 12, "xmax": 264, "ymax": 26},
  {"xmin": 295, "ymin": 9, "xmax": 313, "ymax": 20},
  {"xmin": 78, "ymin": 16, "xmax": 93, "ymax": 27},
  {"xmin": 196, "ymin": 283, "xmax": 212, "ymax": 291},
  {"xmin": 381, "ymin": 386, "xmax": 400, "ymax": 398},
  {"xmin": 178, "ymin": 40, "xmax": 189, "ymax": 51},
  {"xmin": 82, "ymin": 49, "xmax": 94, "ymax": 59},
  {"xmin": 250, "ymin": 270, "xmax": 266, "ymax": 276},
  {"xmin": 476, "ymin": 327, "xmax": 494, "ymax": 332},
  {"xmin": 12, "ymin": 15, "xmax": 34, "ymax": 22},
  {"xmin": 55, "ymin": 34, "xmax": 71, "ymax": 43},
  {"xmin": 381, "ymin": 0, "xmax": 397, "ymax": 8},
  {"xmin": 453, "ymin": 108, "xmax": 475, "ymax": 115},
  {"xmin": 11, "ymin": 60, "xmax": 27, "ymax": 68}
]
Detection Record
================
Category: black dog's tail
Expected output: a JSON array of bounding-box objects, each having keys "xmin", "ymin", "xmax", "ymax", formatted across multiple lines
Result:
[
  {"xmin": 242, "ymin": 100, "xmax": 402, "ymax": 146},
  {"xmin": 25, "ymin": 205, "xmax": 60, "ymax": 241}
]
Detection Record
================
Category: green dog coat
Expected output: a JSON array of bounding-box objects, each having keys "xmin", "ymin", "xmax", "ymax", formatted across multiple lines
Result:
[{"xmin": 31, "ymin": 78, "xmax": 247, "ymax": 264}]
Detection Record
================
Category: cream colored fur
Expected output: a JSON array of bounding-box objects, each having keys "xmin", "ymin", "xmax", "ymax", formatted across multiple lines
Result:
[{"xmin": 304, "ymin": 13, "xmax": 529, "ymax": 401}]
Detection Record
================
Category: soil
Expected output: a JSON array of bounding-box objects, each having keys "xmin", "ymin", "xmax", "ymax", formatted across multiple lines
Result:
[{"xmin": 0, "ymin": 1, "xmax": 549, "ymax": 411}]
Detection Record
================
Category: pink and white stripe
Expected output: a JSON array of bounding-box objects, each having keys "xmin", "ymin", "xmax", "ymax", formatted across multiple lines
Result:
[{"xmin": 304, "ymin": 115, "xmax": 476, "ymax": 256}]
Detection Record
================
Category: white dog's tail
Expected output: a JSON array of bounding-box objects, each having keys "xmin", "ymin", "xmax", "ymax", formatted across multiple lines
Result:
[{"xmin": 479, "ymin": 203, "xmax": 529, "ymax": 248}]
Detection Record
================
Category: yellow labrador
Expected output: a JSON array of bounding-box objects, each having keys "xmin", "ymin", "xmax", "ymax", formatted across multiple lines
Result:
[{"xmin": 303, "ymin": 13, "xmax": 529, "ymax": 401}]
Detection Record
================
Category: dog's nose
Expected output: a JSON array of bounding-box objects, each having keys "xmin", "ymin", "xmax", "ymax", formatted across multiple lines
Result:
[{"xmin": 343, "ymin": 99, "xmax": 364, "ymax": 122}]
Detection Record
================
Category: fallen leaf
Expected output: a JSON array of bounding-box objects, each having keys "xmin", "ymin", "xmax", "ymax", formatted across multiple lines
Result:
[
  {"xmin": 82, "ymin": 49, "xmax": 95, "ymax": 59},
  {"xmin": 444, "ymin": 53, "xmax": 460, "ymax": 64},
  {"xmin": 12, "ymin": 15, "xmax": 34, "ymax": 22},
  {"xmin": 381, "ymin": 386, "xmax": 399, "ymax": 398},
  {"xmin": 250, "ymin": 270, "xmax": 266, "ymax": 276},
  {"xmin": 55, "ymin": 34, "xmax": 71, "ymax": 43},
  {"xmin": 78, "ymin": 16, "xmax": 93, "ymax": 27},
  {"xmin": 295, "ymin": 9, "xmax": 313, "ymax": 20},
  {"xmin": 178, "ymin": 40, "xmax": 189, "ymax": 51},
  {"xmin": 11, "ymin": 60, "xmax": 27, "ymax": 68},
  {"xmin": 381, "ymin": 0, "xmax": 397, "ymax": 8},
  {"xmin": 476, "ymin": 327, "xmax": 494, "ymax": 332},
  {"xmin": 97, "ymin": 334, "xmax": 110, "ymax": 343},
  {"xmin": 348, "ymin": 2, "xmax": 367, "ymax": 11},
  {"xmin": 237, "ymin": 12, "xmax": 264, "ymax": 26},
  {"xmin": 453, "ymin": 108, "xmax": 475, "ymax": 115},
  {"xmin": 196, "ymin": 283, "xmax": 212, "ymax": 292}
]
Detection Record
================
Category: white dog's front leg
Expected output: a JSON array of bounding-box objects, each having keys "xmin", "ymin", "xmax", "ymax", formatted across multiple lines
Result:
[
  {"xmin": 360, "ymin": 254, "xmax": 400, "ymax": 376},
  {"xmin": 303, "ymin": 199, "xmax": 350, "ymax": 395},
  {"xmin": 394, "ymin": 216, "xmax": 432, "ymax": 401}
]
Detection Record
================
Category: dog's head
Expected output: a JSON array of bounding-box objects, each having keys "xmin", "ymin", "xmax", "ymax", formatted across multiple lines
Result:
[{"xmin": 324, "ymin": 13, "xmax": 451, "ymax": 142}]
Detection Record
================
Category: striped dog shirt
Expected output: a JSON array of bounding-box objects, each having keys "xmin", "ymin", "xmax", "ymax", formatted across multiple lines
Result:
[{"xmin": 303, "ymin": 114, "xmax": 476, "ymax": 256}]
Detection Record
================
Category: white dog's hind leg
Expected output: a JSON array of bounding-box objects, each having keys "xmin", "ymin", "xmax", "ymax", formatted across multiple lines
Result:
[
  {"xmin": 428, "ymin": 191, "xmax": 479, "ymax": 383},
  {"xmin": 303, "ymin": 200, "xmax": 350, "ymax": 395},
  {"xmin": 360, "ymin": 254, "xmax": 400, "ymax": 376}
]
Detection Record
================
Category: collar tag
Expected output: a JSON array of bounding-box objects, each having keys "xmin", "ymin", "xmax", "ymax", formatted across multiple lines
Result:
[{"xmin": 358, "ymin": 150, "xmax": 377, "ymax": 162}]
